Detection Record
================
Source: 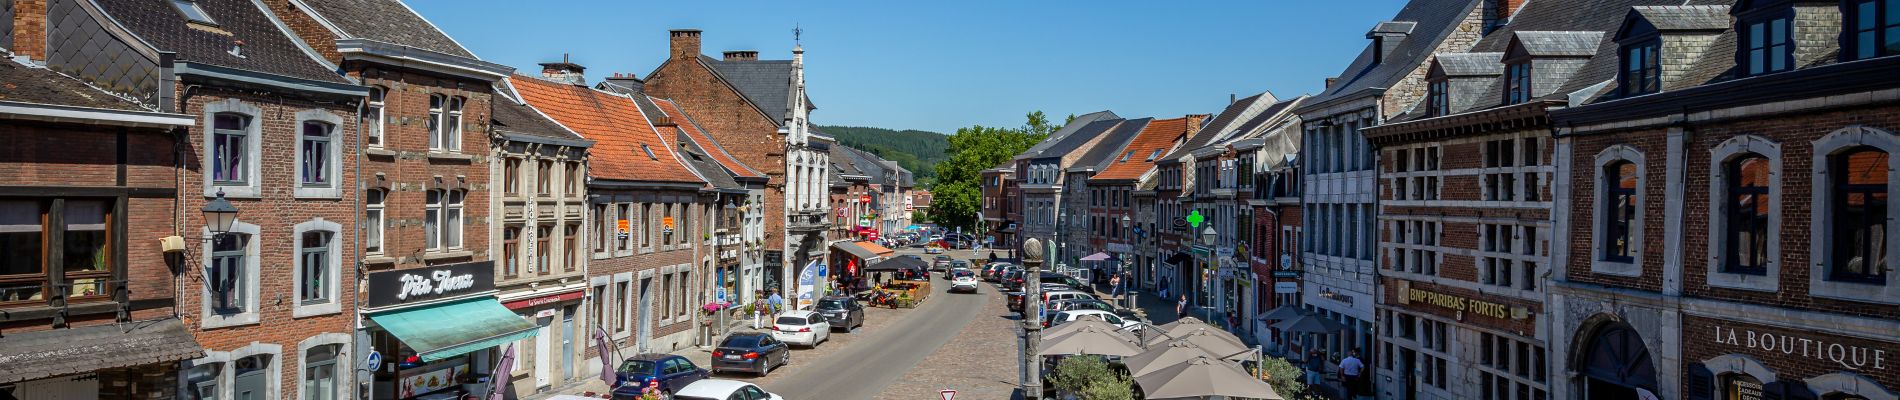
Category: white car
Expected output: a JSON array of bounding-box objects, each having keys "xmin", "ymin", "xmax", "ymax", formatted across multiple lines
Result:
[
  {"xmin": 1051, "ymin": 309, "xmax": 1142, "ymax": 332},
  {"xmin": 673, "ymin": 379, "xmax": 784, "ymax": 400},
  {"xmin": 949, "ymin": 269, "xmax": 980, "ymax": 293},
  {"xmin": 769, "ymin": 310, "xmax": 831, "ymax": 347}
]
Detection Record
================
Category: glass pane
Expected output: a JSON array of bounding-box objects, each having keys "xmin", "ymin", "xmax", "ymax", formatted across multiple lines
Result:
[
  {"xmin": 1, "ymin": 200, "xmax": 43, "ymax": 280},
  {"xmin": 1750, "ymin": 22, "xmax": 1765, "ymax": 48},
  {"xmin": 64, "ymin": 200, "xmax": 109, "ymax": 273},
  {"xmin": 1617, "ymin": 163, "xmax": 1638, "ymax": 189},
  {"xmin": 216, "ymin": 133, "xmax": 245, "ymax": 182},
  {"xmin": 1861, "ymin": 31, "xmax": 1879, "ymax": 59},
  {"xmin": 424, "ymin": 209, "xmax": 439, "ymax": 249},
  {"xmin": 1887, "ymin": 27, "xmax": 1900, "ymax": 55},
  {"xmin": 447, "ymin": 209, "xmax": 463, "ymax": 247},
  {"xmin": 214, "ymin": 114, "xmax": 245, "ymax": 131}
]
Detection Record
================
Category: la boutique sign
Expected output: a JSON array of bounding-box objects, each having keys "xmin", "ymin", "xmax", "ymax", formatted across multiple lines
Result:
[
  {"xmin": 367, "ymin": 261, "xmax": 495, "ymax": 308},
  {"xmin": 1710, "ymin": 325, "xmax": 1888, "ymax": 371}
]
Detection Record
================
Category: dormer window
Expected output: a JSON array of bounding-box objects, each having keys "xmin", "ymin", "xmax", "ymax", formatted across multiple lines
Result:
[
  {"xmin": 1426, "ymin": 79, "xmax": 1449, "ymax": 117},
  {"xmin": 1504, "ymin": 62, "xmax": 1533, "ymax": 104},
  {"xmin": 1739, "ymin": 10, "xmax": 1794, "ymax": 76},
  {"xmin": 1620, "ymin": 40, "xmax": 1660, "ymax": 96},
  {"xmin": 1847, "ymin": 0, "xmax": 1900, "ymax": 60},
  {"xmin": 171, "ymin": 0, "xmax": 216, "ymax": 25}
]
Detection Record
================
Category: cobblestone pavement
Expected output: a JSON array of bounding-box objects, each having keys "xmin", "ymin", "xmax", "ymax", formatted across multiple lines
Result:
[{"xmin": 874, "ymin": 281, "xmax": 1021, "ymax": 400}]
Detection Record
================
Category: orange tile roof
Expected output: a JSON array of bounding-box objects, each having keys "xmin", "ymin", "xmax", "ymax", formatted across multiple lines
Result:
[
  {"xmin": 858, "ymin": 241, "xmax": 895, "ymax": 255},
  {"xmin": 511, "ymin": 75, "xmax": 702, "ymax": 184},
  {"xmin": 649, "ymin": 98, "xmax": 765, "ymax": 179},
  {"xmin": 1091, "ymin": 116, "xmax": 1195, "ymax": 181}
]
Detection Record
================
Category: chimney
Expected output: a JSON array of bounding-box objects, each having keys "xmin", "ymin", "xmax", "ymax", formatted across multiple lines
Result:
[
  {"xmin": 1485, "ymin": 0, "xmax": 1526, "ymax": 31},
  {"xmin": 539, "ymin": 53, "xmax": 586, "ymax": 85},
  {"xmin": 1230, "ymin": 93, "xmax": 1237, "ymax": 105},
  {"xmin": 723, "ymin": 50, "xmax": 758, "ymax": 61},
  {"xmin": 670, "ymin": 29, "xmax": 702, "ymax": 60},
  {"xmin": 1325, "ymin": 77, "xmax": 1339, "ymax": 88},
  {"xmin": 1366, "ymin": 21, "xmax": 1414, "ymax": 65},
  {"xmin": 11, "ymin": 0, "xmax": 49, "ymax": 61},
  {"xmin": 1184, "ymin": 114, "xmax": 1211, "ymax": 137}
]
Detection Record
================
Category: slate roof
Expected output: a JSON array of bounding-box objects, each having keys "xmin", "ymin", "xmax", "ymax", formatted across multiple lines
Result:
[
  {"xmin": 1015, "ymin": 110, "xmax": 1120, "ymax": 160},
  {"xmin": 295, "ymin": 0, "xmax": 475, "ymax": 58},
  {"xmin": 1161, "ymin": 92, "xmax": 1269, "ymax": 161},
  {"xmin": 0, "ymin": 57, "xmax": 148, "ymax": 111},
  {"xmin": 1436, "ymin": 53, "xmax": 1506, "ymax": 76},
  {"xmin": 651, "ymin": 98, "xmax": 764, "ymax": 179},
  {"xmin": 1371, "ymin": 21, "xmax": 1419, "ymax": 35},
  {"xmin": 1070, "ymin": 118, "xmax": 1150, "ymax": 173},
  {"xmin": 0, "ymin": 318, "xmax": 203, "ymax": 384},
  {"xmin": 510, "ymin": 75, "xmax": 702, "ymax": 184},
  {"xmin": 93, "ymin": 0, "xmax": 349, "ymax": 85},
  {"xmin": 1032, "ymin": 118, "xmax": 1125, "ymax": 162},
  {"xmin": 1302, "ymin": 0, "xmax": 1483, "ymax": 109},
  {"xmin": 1433, "ymin": 0, "xmax": 1690, "ymax": 112},
  {"xmin": 492, "ymin": 83, "xmax": 585, "ymax": 143},
  {"xmin": 1631, "ymin": 5, "xmax": 1732, "ymax": 31},
  {"xmin": 1093, "ymin": 116, "xmax": 1195, "ymax": 181},
  {"xmin": 1514, "ymin": 31, "xmax": 1606, "ymax": 57},
  {"xmin": 697, "ymin": 55, "xmax": 809, "ymax": 125},
  {"xmin": 675, "ymin": 130, "xmax": 743, "ymax": 190}
]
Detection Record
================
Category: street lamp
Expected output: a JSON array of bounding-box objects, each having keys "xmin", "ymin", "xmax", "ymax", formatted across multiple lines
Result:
[
  {"xmin": 202, "ymin": 189, "xmax": 240, "ymax": 236},
  {"xmin": 1119, "ymin": 215, "xmax": 1132, "ymax": 309},
  {"xmin": 1200, "ymin": 225, "xmax": 1217, "ymax": 324}
]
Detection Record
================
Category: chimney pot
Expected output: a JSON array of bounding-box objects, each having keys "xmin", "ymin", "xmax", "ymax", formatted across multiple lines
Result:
[
  {"xmin": 670, "ymin": 29, "xmax": 703, "ymax": 60},
  {"xmin": 723, "ymin": 50, "xmax": 759, "ymax": 61},
  {"xmin": 539, "ymin": 58, "xmax": 587, "ymax": 86}
]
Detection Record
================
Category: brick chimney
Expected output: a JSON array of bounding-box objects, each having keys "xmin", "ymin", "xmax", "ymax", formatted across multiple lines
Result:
[
  {"xmin": 11, "ymin": 0, "xmax": 49, "ymax": 61},
  {"xmin": 670, "ymin": 29, "xmax": 702, "ymax": 60},
  {"xmin": 1486, "ymin": 0, "xmax": 1526, "ymax": 31},
  {"xmin": 723, "ymin": 50, "xmax": 758, "ymax": 61},
  {"xmin": 539, "ymin": 54, "xmax": 586, "ymax": 85}
]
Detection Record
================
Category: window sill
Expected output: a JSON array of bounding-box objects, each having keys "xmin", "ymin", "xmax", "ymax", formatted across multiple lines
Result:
[
  {"xmin": 200, "ymin": 312, "xmax": 260, "ymax": 330},
  {"xmin": 1706, "ymin": 271, "xmax": 1779, "ymax": 293},
  {"xmin": 295, "ymin": 186, "xmax": 342, "ymax": 199},
  {"xmin": 365, "ymin": 148, "xmax": 397, "ymax": 157},
  {"xmin": 292, "ymin": 302, "xmax": 342, "ymax": 318},
  {"xmin": 363, "ymin": 255, "xmax": 397, "ymax": 265},
  {"xmin": 1590, "ymin": 260, "xmax": 1643, "ymax": 277},
  {"xmin": 421, "ymin": 250, "xmax": 474, "ymax": 261},
  {"xmin": 1810, "ymin": 277, "xmax": 1900, "ymax": 305},
  {"xmin": 428, "ymin": 152, "xmax": 475, "ymax": 162}
]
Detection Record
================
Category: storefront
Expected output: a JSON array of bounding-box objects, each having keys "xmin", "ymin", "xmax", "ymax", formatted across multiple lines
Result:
[
  {"xmin": 1680, "ymin": 315, "xmax": 1900, "ymax": 400},
  {"xmin": 499, "ymin": 286, "xmax": 586, "ymax": 394},
  {"xmin": 831, "ymin": 241, "xmax": 894, "ymax": 293},
  {"xmin": 1, "ymin": 319, "xmax": 202, "ymax": 400},
  {"xmin": 362, "ymin": 261, "xmax": 539, "ymax": 400}
]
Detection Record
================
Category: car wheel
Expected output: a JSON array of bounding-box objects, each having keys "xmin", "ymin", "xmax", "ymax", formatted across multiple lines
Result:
[{"xmin": 758, "ymin": 359, "xmax": 772, "ymax": 377}]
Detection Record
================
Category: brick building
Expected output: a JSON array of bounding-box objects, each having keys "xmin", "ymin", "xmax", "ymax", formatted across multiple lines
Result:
[
  {"xmin": 1548, "ymin": 1, "xmax": 1900, "ymax": 399},
  {"xmin": 0, "ymin": 54, "xmax": 201, "ymax": 399},
  {"xmin": 643, "ymin": 30, "xmax": 832, "ymax": 297},
  {"xmin": 1086, "ymin": 115, "xmax": 1205, "ymax": 288},
  {"xmin": 1058, "ymin": 117, "xmax": 1144, "ymax": 272},
  {"xmin": 982, "ymin": 163, "xmax": 1015, "ymax": 247},
  {"xmin": 1008, "ymin": 110, "xmax": 1121, "ymax": 261}
]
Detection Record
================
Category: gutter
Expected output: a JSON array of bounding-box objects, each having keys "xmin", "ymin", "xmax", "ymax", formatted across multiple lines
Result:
[
  {"xmin": 0, "ymin": 101, "xmax": 194, "ymax": 127},
  {"xmin": 335, "ymin": 39, "xmax": 513, "ymax": 82},
  {"xmin": 500, "ymin": 131, "xmax": 595, "ymax": 148}
]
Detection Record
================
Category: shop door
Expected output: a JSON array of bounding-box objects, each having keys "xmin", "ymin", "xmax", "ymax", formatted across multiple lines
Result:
[
  {"xmin": 563, "ymin": 306, "xmax": 577, "ymax": 382},
  {"xmin": 535, "ymin": 316, "xmax": 553, "ymax": 387},
  {"xmin": 637, "ymin": 277, "xmax": 653, "ymax": 351},
  {"xmin": 234, "ymin": 355, "xmax": 270, "ymax": 400},
  {"xmin": 1399, "ymin": 348, "xmax": 1417, "ymax": 400}
]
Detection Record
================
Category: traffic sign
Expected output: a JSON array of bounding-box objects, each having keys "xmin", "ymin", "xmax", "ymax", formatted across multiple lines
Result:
[
  {"xmin": 940, "ymin": 389, "xmax": 956, "ymax": 400},
  {"xmin": 365, "ymin": 350, "xmax": 382, "ymax": 371}
]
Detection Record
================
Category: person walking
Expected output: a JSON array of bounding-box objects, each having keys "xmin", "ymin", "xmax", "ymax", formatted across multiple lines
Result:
[
  {"xmin": 1176, "ymin": 294, "xmax": 1188, "ymax": 318},
  {"xmin": 750, "ymin": 291, "xmax": 767, "ymax": 329},
  {"xmin": 768, "ymin": 289, "xmax": 785, "ymax": 314},
  {"xmin": 1304, "ymin": 349, "xmax": 1326, "ymax": 386},
  {"xmin": 1339, "ymin": 349, "xmax": 1365, "ymax": 399}
]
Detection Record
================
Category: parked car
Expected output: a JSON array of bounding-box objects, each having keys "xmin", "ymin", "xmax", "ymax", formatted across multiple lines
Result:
[
  {"xmin": 950, "ymin": 269, "xmax": 980, "ymax": 293},
  {"xmin": 1047, "ymin": 298, "xmax": 1117, "ymax": 313},
  {"xmin": 711, "ymin": 332, "xmax": 789, "ymax": 377},
  {"xmin": 610, "ymin": 354, "xmax": 709, "ymax": 399},
  {"xmin": 925, "ymin": 245, "xmax": 944, "ymax": 254},
  {"xmin": 1047, "ymin": 309, "xmax": 1142, "ymax": 331},
  {"xmin": 1040, "ymin": 274, "xmax": 1088, "ymax": 291},
  {"xmin": 674, "ymin": 379, "xmax": 785, "ymax": 400},
  {"xmin": 770, "ymin": 310, "xmax": 831, "ymax": 347},
  {"xmin": 980, "ymin": 264, "xmax": 1006, "ymax": 282},
  {"xmin": 1006, "ymin": 284, "xmax": 1078, "ymax": 312},
  {"xmin": 814, "ymin": 296, "xmax": 864, "ymax": 331}
]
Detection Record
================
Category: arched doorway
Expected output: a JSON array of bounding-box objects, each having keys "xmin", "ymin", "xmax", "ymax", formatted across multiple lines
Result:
[{"xmin": 1577, "ymin": 321, "xmax": 1659, "ymax": 400}]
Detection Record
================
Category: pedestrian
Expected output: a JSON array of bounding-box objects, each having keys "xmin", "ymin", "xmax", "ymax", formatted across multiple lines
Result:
[
  {"xmin": 1176, "ymin": 294, "xmax": 1188, "ymax": 317},
  {"xmin": 1158, "ymin": 276, "xmax": 1170, "ymax": 299},
  {"xmin": 768, "ymin": 289, "xmax": 785, "ymax": 314},
  {"xmin": 1304, "ymin": 349, "xmax": 1326, "ymax": 386},
  {"xmin": 1339, "ymin": 348, "xmax": 1365, "ymax": 399},
  {"xmin": 1109, "ymin": 274, "xmax": 1122, "ymax": 297},
  {"xmin": 751, "ymin": 291, "xmax": 767, "ymax": 329}
]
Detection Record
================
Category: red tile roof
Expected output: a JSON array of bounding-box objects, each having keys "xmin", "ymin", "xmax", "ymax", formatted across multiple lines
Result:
[
  {"xmin": 511, "ymin": 75, "xmax": 702, "ymax": 184},
  {"xmin": 649, "ymin": 98, "xmax": 765, "ymax": 179},
  {"xmin": 1091, "ymin": 116, "xmax": 1197, "ymax": 181}
]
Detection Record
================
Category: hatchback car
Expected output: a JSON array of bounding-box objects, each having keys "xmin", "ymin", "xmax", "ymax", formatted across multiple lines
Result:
[
  {"xmin": 1048, "ymin": 309, "xmax": 1143, "ymax": 331},
  {"xmin": 813, "ymin": 296, "xmax": 864, "ymax": 331},
  {"xmin": 674, "ymin": 379, "xmax": 784, "ymax": 400},
  {"xmin": 949, "ymin": 269, "xmax": 980, "ymax": 293},
  {"xmin": 611, "ymin": 354, "xmax": 709, "ymax": 399},
  {"xmin": 770, "ymin": 310, "xmax": 831, "ymax": 347},
  {"xmin": 710, "ymin": 332, "xmax": 789, "ymax": 377}
]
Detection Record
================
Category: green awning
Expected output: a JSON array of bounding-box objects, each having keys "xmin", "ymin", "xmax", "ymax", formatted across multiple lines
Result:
[{"xmin": 369, "ymin": 298, "xmax": 539, "ymax": 362}]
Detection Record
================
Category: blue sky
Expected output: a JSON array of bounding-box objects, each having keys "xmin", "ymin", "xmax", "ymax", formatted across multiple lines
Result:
[{"xmin": 409, "ymin": 1, "xmax": 1410, "ymax": 134}]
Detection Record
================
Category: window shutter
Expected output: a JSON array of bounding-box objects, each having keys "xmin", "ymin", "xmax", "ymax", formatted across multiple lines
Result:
[{"xmin": 1685, "ymin": 362, "xmax": 1715, "ymax": 400}]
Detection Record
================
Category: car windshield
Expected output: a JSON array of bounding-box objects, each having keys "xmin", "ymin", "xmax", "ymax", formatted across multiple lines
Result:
[
  {"xmin": 776, "ymin": 316, "xmax": 808, "ymax": 325},
  {"xmin": 722, "ymin": 335, "xmax": 763, "ymax": 348},
  {"xmin": 616, "ymin": 360, "xmax": 657, "ymax": 375},
  {"xmin": 817, "ymin": 299, "xmax": 848, "ymax": 310}
]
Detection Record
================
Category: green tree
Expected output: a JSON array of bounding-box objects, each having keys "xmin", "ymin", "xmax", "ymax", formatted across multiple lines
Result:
[
  {"xmin": 1257, "ymin": 355, "xmax": 1308, "ymax": 397},
  {"xmin": 928, "ymin": 114, "xmax": 1047, "ymax": 231},
  {"xmin": 1048, "ymin": 356, "xmax": 1134, "ymax": 400}
]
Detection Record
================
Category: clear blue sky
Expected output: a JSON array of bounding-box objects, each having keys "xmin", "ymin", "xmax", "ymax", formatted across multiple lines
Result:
[{"xmin": 408, "ymin": 0, "xmax": 1410, "ymax": 134}]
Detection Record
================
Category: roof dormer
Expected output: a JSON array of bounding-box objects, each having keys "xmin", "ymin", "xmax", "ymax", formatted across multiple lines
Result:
[
  {"xmin": 1844, "ymin": 0, "xmax": 1900, "ymax": 61},
  {"xmin": 1368, "ymin": 21, "xmax": 1417, "ymax": 65},
  {"xmin": 1614, "ymin": 6, "xmax": 1731, "ymax": 96},
  {"xmin": 1425, "ymin": 52, "xmax": 1504, "ymax": 116},
  {"xmin": 1502, "ymin": 31, "xmax": 1604, "ymax": 104}
]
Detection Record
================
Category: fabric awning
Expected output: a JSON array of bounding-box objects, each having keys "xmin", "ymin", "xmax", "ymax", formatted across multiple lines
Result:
[
  {"xmin": 1165, "ymin": 252, "xmax": 1193, "ymax": 265},
  {"xmin": 0, "ymin": 318, "xmax": 203, "ymax": 384},
  {"xmin": 864, "ymin": 256, "xmax": 929, "ymax": 271},
  {"xmin": 858, "ymin": 241, "xmax": 896, "ymax": 256},
  {"xmin": 832, "ymin": 241, "xmax": 881, "ymax": 261},
  {"xmin": 369, "ymin": 297, "xmax": 539, "ymax": 362}
]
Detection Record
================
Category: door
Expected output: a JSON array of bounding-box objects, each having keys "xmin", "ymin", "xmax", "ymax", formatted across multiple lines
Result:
[
  {"xmin": 1399, "ymin": 348, "xmax": 1417, "ymax": 400},
  {"xmin": 563, "ymin": 306, "xmax": 576, "ymax": 382},
  {"xmin": 637, "ymin": 277, "xmax": 654, "ymax": 351},
  {"xmin": 536, "ymin": 316, "xmax": 554, "ymax": 387},
  {"xmin": 234, "ymin": 355, "xmax": 269, "ymax": 400}
]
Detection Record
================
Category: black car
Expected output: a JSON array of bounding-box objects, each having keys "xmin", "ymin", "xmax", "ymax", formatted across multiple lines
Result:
[
  {"xmin": 710, "ymin": 332, "xmax": 790, "ymax": 377},
  {"xmin": 1000, "ymin": 270, "xmax": 1026, "ymax": 292},
  {"xmin": 814, "ymin": 296, "xmax": 864, "ymax": 331},
  {"xmin": 610, "ymin": 354, "xmax": 708, "ymax": 399},
  {"xmin": 1041, "ymin": 274, "xmax": 1087, "ymax": 290}
]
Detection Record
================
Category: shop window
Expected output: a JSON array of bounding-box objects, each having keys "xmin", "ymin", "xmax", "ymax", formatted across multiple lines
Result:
[
  {"xmin": 503, "ymin": 226, "xmax": 521, "ymax": 277},
  {"xmin": 364, "ymin": 87, "xmax": 385, "ymax": 148},
  {"xmin": 303, "ymin": 345, "xmax": 340, "ymax": 400},
  {"xmin": 1831, "ymin": 147, "xmax": 1889, "ymax": 284},
  {"xmin": 1847, "ymin": 0, "xmax": 1900, "ymax": 60},
  {"xmin": 1722, "ymin": 373, "xmax": 1766, "ymax": 400},
  {"xmin": 365, "ymin": 189, "xmax": 384, "ymax": 255}
]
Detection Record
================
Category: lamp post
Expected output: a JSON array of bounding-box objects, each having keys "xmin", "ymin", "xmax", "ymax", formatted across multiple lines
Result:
[
  {"xmin": 1200, "ymin": 225, "xmax": 1217, "ymax": 324},
  {"xmin": 1120, "ymin": 215, "xmax": 1132, "ymax": 309}
]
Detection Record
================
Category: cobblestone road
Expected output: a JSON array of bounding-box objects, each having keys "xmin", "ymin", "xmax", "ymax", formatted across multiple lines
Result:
[{"xmin": 874, "ymin": 280, "xmax": 1022, "ymax": 400}]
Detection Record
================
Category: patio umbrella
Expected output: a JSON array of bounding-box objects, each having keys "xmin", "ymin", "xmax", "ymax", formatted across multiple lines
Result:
[
  {"xmin": 1134, "ymin": 355, "xmax": 1285, "ymax": 400},
  {"xmin": 1156, "ymin": 316, "xmax": 1205, "ymax": 333},
  {"xmin": 1124, "ymin": 340, "xmax": 1220, "ymax": 377},
  {"xmin": 1042, "ymin": 315, "xmax": 1126, "ymax": 339},
  {"xmin": 1080, "ymin": 252, "xmax": 1112, "ymax": 261},
  {"xmin": 1038, "ymin": 325, "xmax": 1143, "ymax": 357},
  {"xmin": 1272, "ymin": 313, "xmax": 1350, "ymax": 335},
  {"xmin": 1255, "ymin": 305, "xmax": 1305, "ymax": 322},
  {"xmin": 1149, "ymin": 329, "xmax": 1250, "ymax": 360}
]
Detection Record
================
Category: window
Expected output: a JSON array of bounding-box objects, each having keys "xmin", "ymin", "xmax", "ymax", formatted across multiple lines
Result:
[
  {"xmin": 1505, "ymin": 62, "xmax": 1533, "ymax": 104},
  {"xmin": 365, "ymin": 190, "xmax": 384, "ymax": 255},
  {"xmin": 1832, "ymin": 148, "xmax": 1889, "ymax": 284},
  {"xmin": 1427, "ymin": 80, "xmax": 1449, "ymax": 116},
  {"xmin": 1484, "ymin": 138, "xmax": 1542, "ymax": 202},
  {"xmin": 1741, "ymin": 13, "xmax": 1793, "ymax": 76},
  {"xmin": 1620, "ymin": 40, "xmax": 1661, "ymax": 96},
  {"xmin": 171, "ymin": 0, "xmax": 215, "ymax": 24},
  {"xmin": 212, "ymin": 113, "xmax": 250, "ymax": 185},
  {"xmin": 537, "ymin": 225, "xmax": 553, "ymax": 274},
  {"xmin": 503, "ymin": 226, "xmax": 521, "ymax": 276},
  {"xmin": 1725, "ymin": 155, "xmax": 1772, "ymax": 275},
  {"xmin": 641, "ymin": 144, "xmax": 657, "ymax": 160},
  {"xmin": 642, "ymin": 204, "xmax": 656, "ymax": 248},
  {"xmin": 1848, "ymin": 0, "xmax": 1900, "ymax": 60},
  {"xmin": 425, "ymin": 190, "xmax": 464, "ymax": 252},
  {"xmin": 1723, "ymin": 374, "xmax": 1766, "ymax": 400},
  {"xmin": 664, "ymin": 204, "xmax": 677, "ymax": 245},
  {"xmin": 430, "ymin": 95, "xmax": 463, "ymax": 152},
  {"xmin": 0, "ymin": 199, "xmax": 117, "ymax": 306},
  {"xmin": 209, "ymin": 232, "xmax": 249, "ymax": 315},
  {"xmin": 300, "ymin": 121, "xmax": 334, "ymax": 187},
  {"xmin": 186, "ymin": 362, "xmax": 222, "ymax": 399},
  {"xmin": 303, "ymin": 344, "xmax": 340, "ymax": 400},
  {"xmin": 1478, "ymin": 332, "xmax": 1549, "ymax": 400},
  {"xmin": 537, "ymin": 160, "xmax": 554, "ymax": 197},
  {"xmin": 365, "ymin": 87, "xmax": 385, "ymax": 147},
  {"xmin": 567, "ymin": 162, "xmax": 582, "ymax": 197},
  {"xmin": 1146, "ymin": 149, "xmax": 1163, "ymax": 161},
  {"xmin": 1386, "ymin": 219, "xmax": 1440, "ymax": 276},
  {"xmin": 299, "ymin": 231, "xmax": 331, "ymax": 305},
  {"xmin": 661, "ymin": 273, "xmax": 673, "ymax": 322},
  {"xmin": 504, "ymin": 158, "xmax": 522, "ymax": 197},
  {"xmin": 1603, "ymin": 161, "xmax": 1638, "ymax": 262},
  {"xmin": 565, "ymin": 224, "xmax": 581, "ymax": 272}
]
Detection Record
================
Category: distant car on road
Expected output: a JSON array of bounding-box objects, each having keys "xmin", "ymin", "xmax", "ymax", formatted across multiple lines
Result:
[
  {"xmin": 1048, "ymin": 309, "xmax": 1143, "ymax": 331},
  {"xmin": 711, "ymin": 332, "xmax": 789, "ymax": 377},
  {"xmin": 673, "ymin": 379, "xmax": 785, "ymax": 400},
  {"xmin": 814, "ymin": 296, "xmax": 864, "ymax": 331},
  {"xmin": 770, "ymin": 310, "xmax": 832, "ymax": 347},
  {"xmin": 950, "ymin": 269, "xmax": 980, "ymax": 293},
  {"xmin": 611, "ymin": 354, "xmax": 709, "ymax": 399}
]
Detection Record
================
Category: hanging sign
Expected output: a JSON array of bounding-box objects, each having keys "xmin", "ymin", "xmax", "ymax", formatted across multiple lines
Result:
[
  {"xmin": 1275, "ymin": 282, "xmax": 1299, "ymax": 294},
  {"xmin": 663, "ymin": 216, "xmax": 675, "ymax": 230},
  {"xmin": 617, "ymin": 218, "xmax": 630, "ymax": 239}
]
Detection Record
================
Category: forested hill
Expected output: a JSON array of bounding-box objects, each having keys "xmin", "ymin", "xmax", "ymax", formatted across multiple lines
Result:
[{"xmin": 818, "ymin": 125, "xmax": 949, "ymax": 186}]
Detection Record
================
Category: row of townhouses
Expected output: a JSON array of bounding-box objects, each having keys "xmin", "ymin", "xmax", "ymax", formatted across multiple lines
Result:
[
  {"xmin": 987, "ymin": 0, "xmax": 1900, "ymax": 399},
  {"xmin": 0, "ymin": 1, "xmax": 919, "ymax": 399}
]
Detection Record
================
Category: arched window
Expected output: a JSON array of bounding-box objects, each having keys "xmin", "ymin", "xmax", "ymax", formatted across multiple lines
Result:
[
  {"xmin": 1603, "ymin": 161, "xmax": 1639, "ymax": 262},
  {"xmin": 1726, "ymin": 155, "xmax": 1772, "ymax": 275},
  {"xmin": 1831, "ymin": 147, "xmax": 1889, "ymax": 284}
]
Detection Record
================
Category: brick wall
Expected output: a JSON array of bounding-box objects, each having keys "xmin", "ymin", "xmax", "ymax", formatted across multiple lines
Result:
[
  {"xmin": 9, "ymin": 0, "xmax": 46, "ymax": 60},
  {"xmin": 1563, "ymin": 130, "xmax": 1670, "ymax": 292},
  {"xmin": 644, "ymin": 52, "xmax": 787, "ymax": 251},
  {"xmin": 1681, "ymin": 314, "xmax": 1900, "ymax": 391},
  {"xmin": 350, "ymin": 68, "xmax": 495, "ymax": 271},
  {"xmin": 260, "ymin": 0, "xmax": 342, "ymax": 62}
]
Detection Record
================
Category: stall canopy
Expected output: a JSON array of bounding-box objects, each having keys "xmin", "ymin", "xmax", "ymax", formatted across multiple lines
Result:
[
  {"xmin": 832, "ymin": 241, "xmax": 889, "ymax": 261},
  {"xmin": 369, "ymin": 298, "xmax": 540, "ymax": 362},
  {"xmin": 864, "ymin": 256, "xmax": 929, "ymax": 271}
]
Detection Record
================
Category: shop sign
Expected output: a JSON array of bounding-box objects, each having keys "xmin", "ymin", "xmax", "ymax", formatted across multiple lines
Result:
[
  {"xmin": 663, "ymin": 216, "xmax": 675, "ymax": 230},
  {"xmin": 502, "ymin": 290, "xmax": 585, "ymax": 310},
  {"xmin": 1318, "ymin": 288, "xmax": 1354, "ymax": 306},
  {"xmin": 1217, "ymin": 247, "xmax": 1235, "ymax": 258},
  {"xmin": 1728, "ymin": 378, "xmax": 1765, "ymax": 400},
  {"xmin": 617, "ymin": 218, "xmax": 630, "ymax": 240},
  {"xmin": 1397, "ymin": 283, "xmax": 1526, "ymax": 320},
  {"xmin": 400, "ymin": 364, "xmax": 467, "ymax": 398},
  {"xmin": 1709, "ymin": 325, "xmax": 1889, "ymax": 371},
  {"xmin": 1275, "ymin": 282, "xmax": 1299, "ymax": 294},
  {"xmin": 366, "ymin": 261, "xmax": 495, "ymax": 308},
  {"xmin": 860, "ymin": 195, "xmax": 872, "ymax": 202},
  {"xmin": 1107, "ymin": 243, "xmax": 1131, "ymax": 253}
]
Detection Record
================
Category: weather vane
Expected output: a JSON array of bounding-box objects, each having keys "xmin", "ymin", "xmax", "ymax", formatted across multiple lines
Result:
[{"xmin": 794, "ymin": 24, "xmax": 802, "ymax": 45}]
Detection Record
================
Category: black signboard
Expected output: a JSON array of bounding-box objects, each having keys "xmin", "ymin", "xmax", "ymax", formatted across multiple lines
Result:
[
  {"xmin": 365, "ymin": 261, "xmax": 496, "ymax": 309},
  {"xmin": 764, "ymin": 250, "xmax": 784, "ymax": 270}
]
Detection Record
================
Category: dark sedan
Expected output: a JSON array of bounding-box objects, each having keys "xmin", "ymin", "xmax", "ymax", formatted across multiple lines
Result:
[
  {"xmin": 710, "ymin": 332, "xmax": 791, "ymax": 377},
  {"xmin": 610, "ymin": 354, "xmax": 708, "ymax": 399},
  {"xmin": 814, "ymin": 296, "xmax": 864, "ymax": 331}
]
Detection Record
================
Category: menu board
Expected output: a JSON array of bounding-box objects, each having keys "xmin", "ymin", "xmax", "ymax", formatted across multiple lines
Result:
[{"xmin": 399, "ymin": 363, "xmax": 467, "ymax": 398}]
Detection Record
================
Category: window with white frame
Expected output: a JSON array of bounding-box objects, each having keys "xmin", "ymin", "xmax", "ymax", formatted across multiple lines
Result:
[
  {"xmin": 1387, "ymin": 219, "xmax": 1439, "ymax": 275},
  {"xmin": 1479, "ymin": 331, "xmax": 1549, "ymax": 400},
  {"xmin": 365, "ymin": 189, "xmax": 384, "ymax": 255},
  {"xmin": 1390, "ymin": 145, "xmax": 1441, "ymax": 201},
  {"xmin": 1593, "ymin": 145, "xmax": 1646, "ymax": 276},
  {"xmin": 1810, "ymin": 126, "xmax": 1900, "ymax": 303},
  {"xmin": 211, "ymin": 113, "xmax": 252, "ymax": 187},
  {"xmin": 1484, "ymin": 137, "xmax": 1543, "ymax": 202},
  {"xmin": 302, "ymin": 344, "xmax": 341, "ymax": 400},
  {"xmin": 299, "ymin": 231, "xmax": 332, "ymax": 305},
  {"xmin": 364, "ymin": 87, "xmax": 385, "ymax": 148},
  {"xmin": 209, "ymin": 233, "xmax": 249, "ymax": 316},
  {"xmin": 503, "ymin": 158, "xmax": 521, "ymax": 197},
  {"xmin": 300, "ymin": 121, "xmax": 335, "ymax": 188},
  {"xmin": 537, "ymin": 225, "xmax": 553, "ymax": 274},
  {"xmin": 1480, "ymin": 223, "xmax": 1539, "ymax": 291},
  {"xmin": 537, "ymin": 160, "xmax": 554, "ymax": 197},
  {"xmin": 424, "ymin": 189, "xmax": 464, "ymax": 252}
]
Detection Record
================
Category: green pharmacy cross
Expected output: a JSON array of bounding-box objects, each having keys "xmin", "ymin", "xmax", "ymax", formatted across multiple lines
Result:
[{"xmin": 1187, "ymin": 210, "xmax": 1205, "ymax": 228}]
